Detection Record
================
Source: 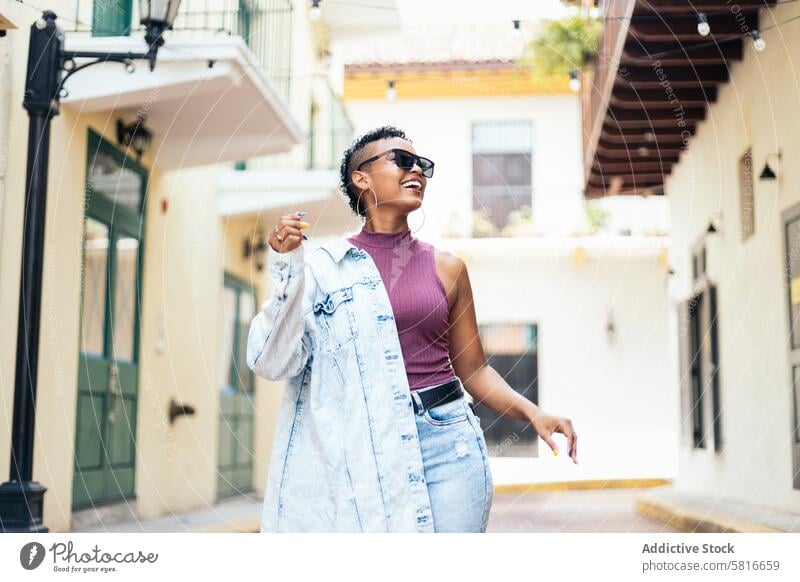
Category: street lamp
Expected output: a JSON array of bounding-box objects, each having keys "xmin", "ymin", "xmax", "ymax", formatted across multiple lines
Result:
[{"xmin": 0, "ymin": 2, "xmax": 181, "ymax": 533}]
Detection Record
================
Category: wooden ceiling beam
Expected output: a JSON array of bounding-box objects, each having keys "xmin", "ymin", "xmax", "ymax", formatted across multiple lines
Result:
[
  {"xmin": 588, "ymin": 174, "xmax": 666, "ymax": 187},
  {"xmin": 590, "ymin": 161, "xmax": 674, "ymax": 173},
  {"xmin": 604, "ymin": 107, "xmax": 705, "ymax": 128},
  {"xmin": 597, "ymin": 142, "xmax": 683, "ymax": 158},
  {"xmin": 600, "ymin": 124, "xmax": 694, "ymax": 143},
  {"xmin": 616, "ymin": 65, "xmax": 729, "ymax": 88},
  {"xmin": 637, "ymin": 0, "xmax": 774, "ymax": 14},
  {"xmin": 594, "ymin": 153, "xmax": 680, "ymax": 165},
  {"xmin": 610, "ymin": 87, "xmax": 717, "ymax": 108},
  {"xmin": 629, "ymin": 13, "xmax": 758, "ymax": 42},
  {"xmin": 621, "ymin": 40, "xmax": 743, "ymax": 65}
]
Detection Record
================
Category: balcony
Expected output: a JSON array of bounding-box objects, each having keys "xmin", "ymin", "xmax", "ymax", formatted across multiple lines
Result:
[
  {"xmin": 218, "ymin": 76, "xmax": 354, "ymax": 218},
  {"xmin": 62, "ymin": 0, "xmax": 302, "ymax": 168},
  {"xmin": 582, "ymin": 0, "xmax": 775, "ymax": 197}
]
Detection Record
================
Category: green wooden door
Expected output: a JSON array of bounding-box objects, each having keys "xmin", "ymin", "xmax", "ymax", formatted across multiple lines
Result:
[
  {"xmin": 73, "ymin": 130, "xmax": 146, "ymax": 509},
  {"xmin": 92, "ymin": 0, "xmax": 133, "ymax": 37},
  {"xmin": 217, "ymin": 274, "xmax": 256, "ymax": 500}
]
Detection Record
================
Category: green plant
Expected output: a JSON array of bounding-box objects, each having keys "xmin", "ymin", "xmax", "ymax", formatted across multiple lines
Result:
[
  {"xmin": 522, "ymin": 15, "xmax": 601, "ymax": 74},
  {"xmin": 501, "ymin": 205, "xmax": 536, "ymax": 236},
  {"xmin": 472, "ymin": 208, "xmax": 499, "ymax": 238},
  {"xmin": 586, "ymin": 202, "xmax": 610, "ymax": 231}
]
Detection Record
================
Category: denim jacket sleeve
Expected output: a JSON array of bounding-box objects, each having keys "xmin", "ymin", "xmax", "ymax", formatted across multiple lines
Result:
[{"xmin": 246, "ymin": 244, "xmax": 316, "ymax": 381}]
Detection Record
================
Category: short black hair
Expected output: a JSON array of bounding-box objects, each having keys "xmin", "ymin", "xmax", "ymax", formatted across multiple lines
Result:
[{"xmin": 339, "ymin": 125, "xmax": 411, "ymax": 218}]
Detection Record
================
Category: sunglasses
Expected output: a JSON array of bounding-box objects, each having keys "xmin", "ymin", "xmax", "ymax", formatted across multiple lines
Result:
[{"xmin": 356, "ymin": 148, "xmax": 435, "ymax": 178}]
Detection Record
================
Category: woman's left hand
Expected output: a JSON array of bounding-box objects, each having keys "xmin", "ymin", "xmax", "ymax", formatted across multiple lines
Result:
[{"xmin": 530, "ymin": 412, "xmax": 578, "ymax": 464}]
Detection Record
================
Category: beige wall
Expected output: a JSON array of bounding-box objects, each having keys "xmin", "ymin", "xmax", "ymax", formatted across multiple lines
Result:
[
  {"xmin": 0, "ymin": 1, "xmax": 281, "ymax": 531},
  {"xmin": 664, "ymin": 2, "xmax": 800, "ymax": 512}
]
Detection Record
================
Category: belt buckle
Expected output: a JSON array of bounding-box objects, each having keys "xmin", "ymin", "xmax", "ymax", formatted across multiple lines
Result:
[{"xmin": 411, "ymin": 378, "xmax": 460, "ymax": 415}]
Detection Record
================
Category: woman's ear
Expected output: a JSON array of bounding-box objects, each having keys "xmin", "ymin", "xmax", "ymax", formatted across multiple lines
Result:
[{"xmin": 351, "ymin": 169, "xmax": 369, "ymax": 192}]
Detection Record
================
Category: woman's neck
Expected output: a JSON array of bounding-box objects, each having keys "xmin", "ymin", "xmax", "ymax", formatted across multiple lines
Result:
[{"xmin": 363, "ymin": 216, "xmax": 410, "ymax": 234}]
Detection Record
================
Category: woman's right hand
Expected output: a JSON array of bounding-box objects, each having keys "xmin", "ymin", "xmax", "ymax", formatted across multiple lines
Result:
[{"xmin": 270, "ymin": 212, "xmax": 309, "ymax": 253}]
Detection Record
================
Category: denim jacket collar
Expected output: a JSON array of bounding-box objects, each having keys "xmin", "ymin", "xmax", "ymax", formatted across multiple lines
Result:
[{"xmin": 319, "ymin": 237, "xmax": 359, "ymax": 264}]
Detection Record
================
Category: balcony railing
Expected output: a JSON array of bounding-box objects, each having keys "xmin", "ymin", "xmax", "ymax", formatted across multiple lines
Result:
[
  {"xmin": 67, "ymin": 0, "xmax": 293, "ymax": 101},
  {"xmin": 246, "ymin": 76, "xmax": 354, "ymax": 172}
]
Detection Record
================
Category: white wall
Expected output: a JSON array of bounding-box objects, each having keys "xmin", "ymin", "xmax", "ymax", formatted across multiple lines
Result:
[
  {"xmin": 344, "ymin": 94, "xmax": 586, "ymax": 236},
  {"xmin": 442, "ymin": 240, "xmax": 675, "ymax": 482},
  {"xmin": 664, "ymin": 1, "xmax": 800, "ymax": 512},
  {"xmin": 343, "ymin": 91, "xmax": 675, "ymax": 482}
]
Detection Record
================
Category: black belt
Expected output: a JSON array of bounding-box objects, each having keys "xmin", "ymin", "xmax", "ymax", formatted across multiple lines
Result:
[{"xmin": 411, "ymin": 378, "xmax": 463, "ymax": 415}]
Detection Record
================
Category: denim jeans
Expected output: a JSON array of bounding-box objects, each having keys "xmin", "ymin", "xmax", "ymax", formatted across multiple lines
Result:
[{"xmin": 413, "ymin": 384, "xmax": 494, "ymax": 533}]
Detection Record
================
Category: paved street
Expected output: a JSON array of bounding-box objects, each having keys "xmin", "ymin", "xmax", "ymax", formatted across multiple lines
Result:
[{"xmin": 486, "ymin": 488, "xmax": 678, "ymax": 533}]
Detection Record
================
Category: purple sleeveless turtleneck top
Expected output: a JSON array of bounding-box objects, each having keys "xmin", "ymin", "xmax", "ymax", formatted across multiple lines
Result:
[{"xmin": 347, "ymin": 226, "xmax": 457, "ymax": 391}]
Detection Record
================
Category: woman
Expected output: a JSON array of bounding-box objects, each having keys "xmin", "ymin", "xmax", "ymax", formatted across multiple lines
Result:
[{"xmin": 249, "ymin": 126, "xmax": 577, "ymax": 533}]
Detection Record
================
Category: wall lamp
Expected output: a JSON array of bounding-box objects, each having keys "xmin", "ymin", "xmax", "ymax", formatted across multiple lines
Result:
[
  {"xmin": 244, "ymin": 232, "xmax": 269, "ymax": 271},
  {"xmin": 117, "ymin": 113, "xmax": 153, "ymax": 161},
  {"xmin": 1, "ymin": 1, "xmax": 182, "ymax": 534},
  {"xmin": 759, "ymin": 150, "xmax": 782, "ymax": 181}
]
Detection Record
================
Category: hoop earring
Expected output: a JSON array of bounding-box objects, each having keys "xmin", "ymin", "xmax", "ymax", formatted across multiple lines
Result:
[{"xmin": 409, "ymin": 202, "xmax": 426, "ymax": 236}]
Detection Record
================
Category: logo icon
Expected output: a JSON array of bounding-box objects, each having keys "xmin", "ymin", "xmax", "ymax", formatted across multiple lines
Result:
[{"xmin": 20, "ymin": 542, "xmax": 46, "ymax": 570}]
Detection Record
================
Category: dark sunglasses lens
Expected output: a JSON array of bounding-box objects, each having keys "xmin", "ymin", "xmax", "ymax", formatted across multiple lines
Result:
[
  {"xmin": 394, "ymin": 151, "xmax": 416, "ymax": 169},
  {"xmin": 418, "ymin": 157, "xmax": 434, "ymax": 177},
  {"xmin": 395, "ymin": 151, "xmax": 434, "ymax": 177}
]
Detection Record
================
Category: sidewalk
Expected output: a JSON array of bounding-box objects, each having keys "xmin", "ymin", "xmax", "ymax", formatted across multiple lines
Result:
[
  {"xmin": 74, "ymin": 495, "xmax": 262, "ymax": 533},
  {"xmin": 73, "ymin": 477, "xmax": 669, "ymax": 533},
  {"xmin": 635, "ymin": 487, "xmax": 800, "ymax": 533},
  {"xmin": 71, "ymin": 474, "xmax": 800, "ymax": 533}
]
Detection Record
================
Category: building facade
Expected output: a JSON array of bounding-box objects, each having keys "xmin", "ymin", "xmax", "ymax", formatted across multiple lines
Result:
[
  {"xmin": 584, "ymin": 0, "xmax": 800, "ymax": 513},
  {"xmin": 337, "ymin": 21, "xmax": 674, "ymax": 485},
  {"xmin": 0, "ymin": 0, "xmax": 361, "ymax": 531}
]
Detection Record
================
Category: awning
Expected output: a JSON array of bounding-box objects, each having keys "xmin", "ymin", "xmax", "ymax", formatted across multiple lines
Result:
[
  {"xmin": 61, "ymin": 36, "xmax": 303, "ymax": 169},
  {"xmin": 582, "ymin": 0, "xmax": 776, "ymax": 197}
]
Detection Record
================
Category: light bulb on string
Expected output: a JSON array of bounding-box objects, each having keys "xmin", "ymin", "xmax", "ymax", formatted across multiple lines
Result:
[
  {"xmin": 386, "ymin": 80, "xmax": 396, "ymax": 100},
  {"xmin": 512, "ymin": 20, "xmax": 521, "ymax": 39},
  {"xmin": 310, "ymin": 0, "xmax": 322, "ymax": 21},
  {"xmin": 568, "ymin": 69, "xmax": 581, "ymax": 93},
  {"xmin": 696, "ymin": 13, "xmax": 710, "ymax": 36},
  {"xmin": 751, "ymin": 29, "xmax": 766, "ymax": 52}
]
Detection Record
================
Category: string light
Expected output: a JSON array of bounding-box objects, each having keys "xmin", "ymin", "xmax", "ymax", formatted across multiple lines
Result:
[
  {"xmin": 751, "ymin": 29, "xmax": 766, "ymax": 52},
  {"xmin": 310, "ymin": 0, "xmax": 322, "ymax": 21},
  {"xmin": 568, "ymin": 69, "xmax": 580, "ymax": 93},
  {"xmin": 17, "ymin": 0, "xmax": 799, "ymax": 80},
  {"xmin": 512, "ymin": 20, "xmax": 521, "ymax": 39},
  {"xmin": 385, "ymin": 79, "xmax": 396, "ymax": 100},
  {"xmin": 696, "ymin": 13, "xmax": 710, "ymax": 36}
]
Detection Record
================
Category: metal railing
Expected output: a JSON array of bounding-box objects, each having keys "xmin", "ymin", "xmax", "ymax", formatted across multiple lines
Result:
[
  {"xmin": 67, "ymin": 0, "xmax": 293, "ymax": 101},
  {"xmin": 255, "ymin": 76, "xmax": 355, "ymax": 172}
]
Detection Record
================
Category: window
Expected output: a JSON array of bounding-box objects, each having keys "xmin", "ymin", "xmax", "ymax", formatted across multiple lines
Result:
[
  {"xmin": 471, "ymin": 121, "xmax": 533, "ymax": 237},
  {"xmin": 92, "ymin": 0, "xmax": 133, "ymax": 37},
  {"xmin": 472, "ymin": 324, "xmax": 538, "ymax": 456},
  {"xmin": 739, "ymin": 148, "xmax": 755, "ymax": 241},
  {"xmin": 678, "ymin": 242, "xmax": 722, "ymax": 451}
]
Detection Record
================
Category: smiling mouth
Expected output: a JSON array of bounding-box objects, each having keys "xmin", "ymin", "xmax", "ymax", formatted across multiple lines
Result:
[{"xmin": 401, "ymin": 179, "xmax": 423, "ymax": 191}]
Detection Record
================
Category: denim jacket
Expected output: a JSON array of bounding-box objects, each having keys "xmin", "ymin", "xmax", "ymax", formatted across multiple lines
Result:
[{"xmin": 246, "ymin": 237, "xmax": 435, "ymax": 532}]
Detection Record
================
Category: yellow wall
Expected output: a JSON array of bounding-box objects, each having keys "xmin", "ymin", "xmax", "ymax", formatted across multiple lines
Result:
[
  {"xmin": 344, "ymin": 68, "xmax": 571, "ymax": 100},
  {"xmin": 0, "ymin": 6, "xmax": 277, "ymax": 530}
]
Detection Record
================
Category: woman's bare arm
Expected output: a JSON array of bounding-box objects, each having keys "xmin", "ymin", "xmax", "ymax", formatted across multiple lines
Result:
[{"xmin": 440, "ymin": 252, "xmax": 578, "ymax": 463}]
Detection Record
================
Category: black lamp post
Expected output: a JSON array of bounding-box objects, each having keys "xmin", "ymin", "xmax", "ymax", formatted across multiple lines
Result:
[{"xmin": 0, "ymin": 1, "xmax": 181, "ymax": 533}]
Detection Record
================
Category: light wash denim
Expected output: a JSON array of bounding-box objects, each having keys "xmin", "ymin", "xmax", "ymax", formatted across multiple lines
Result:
[
  {"xmin": 247, "ymin": 238, "xmax": 492, "ymax": 532},
  {"xmin": 414, "ymin": 391, "xmax": 493, "ymax": 532}
]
